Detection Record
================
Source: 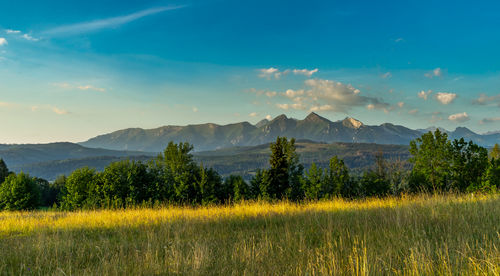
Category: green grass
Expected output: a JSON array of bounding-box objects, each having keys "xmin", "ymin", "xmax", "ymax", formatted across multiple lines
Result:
[{"xmin": 0, "ymin": 194, "xmax": 499, "ymax": 275}]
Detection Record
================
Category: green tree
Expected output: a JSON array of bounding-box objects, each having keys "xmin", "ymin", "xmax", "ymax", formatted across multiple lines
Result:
[
  {"xmin": 249, "ymin": 169, "xmax": 265, "ymax": 199},
  {"xmin": 154, "ymin": 142, "xmax": 199, "ymax": 202},
  {"xmin": 479, "ymin": 158, "xmax": 500, "ymax": 192},
  {"xmin": 197, "ymin": 165, "xmax": 222, "ymax": 204},
  {"xmin": 34, "ymin": 177, "xmax": 60, "ymax": 207},
  {"xmin": 361, "ymin": 152, "xmax": 391, "ymax": 196},
  {"xmin": 61, "ymin": 167, "xmax": 98, "ymax": 210},
  {"xmin": 302, "ymin": 163, "xmax": 324, "ymax": 200},
  {"xmin": 449, "ymin": 138, "xmax": 489, "ymax": 192},
  {"xmin": 409, "ymin": 129, "xmax": 452, "ymax": 192},
  {"xmin": 0, "ymin": 172, "xmax": 40, "ymax": 210},
  {"xmin": 324, "ymin": 156, "xmax": 350, "ymax": 197},
  {"xmin": 223, "ymin": 175, "xmax": 249, "ymax": 202},
  {"xmin": 490, "ymin": 143, "xmax": 500, "ymax": 160},
  {"xmin": 261, "ymin": 137, "xmax": 302, "ymax": 200},
  {"xmin": 97, "ymin": 160, "xmax": 153, "ymax": 207},
  {"xmin": 0, "ymin": 158, "xmax": 10, "ymax": 184}
]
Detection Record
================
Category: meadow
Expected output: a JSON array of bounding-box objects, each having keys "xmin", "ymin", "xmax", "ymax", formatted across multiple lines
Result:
[{"xmin": 0, "ymin": 194, "xmax": 499, "ymax": 275}]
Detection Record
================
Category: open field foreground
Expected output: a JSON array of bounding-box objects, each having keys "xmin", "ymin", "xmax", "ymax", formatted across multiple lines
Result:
[{"xmin": 1, "ymin": 194, "xmax": 499, "ymax": 275}]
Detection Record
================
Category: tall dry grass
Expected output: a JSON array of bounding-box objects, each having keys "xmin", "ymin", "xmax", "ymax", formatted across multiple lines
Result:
[{"xmin": 0, "ymin": 194, "xmax": 498, "ymax": 275}]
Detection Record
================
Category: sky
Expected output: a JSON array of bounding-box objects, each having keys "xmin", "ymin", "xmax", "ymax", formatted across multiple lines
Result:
[{"xmin": 0, "ymin": 0, "xmax": 500, "ymax": 143}]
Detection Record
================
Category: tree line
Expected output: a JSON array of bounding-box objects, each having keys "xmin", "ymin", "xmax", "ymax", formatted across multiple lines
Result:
[{"xmin": 0, "ymin": 129, "xmax": 499, "ymax": 210}]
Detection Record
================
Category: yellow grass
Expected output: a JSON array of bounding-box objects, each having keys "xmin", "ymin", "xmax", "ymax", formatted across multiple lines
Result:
[{"xmin": 0, "ymin": 194, "xmax": 499, "ymax": 275}]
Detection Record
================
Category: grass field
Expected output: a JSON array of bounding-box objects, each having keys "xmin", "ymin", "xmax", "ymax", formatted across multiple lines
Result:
[{"xmin": 0, "ymin": 194, "xmax": 499, "ymax": 275}]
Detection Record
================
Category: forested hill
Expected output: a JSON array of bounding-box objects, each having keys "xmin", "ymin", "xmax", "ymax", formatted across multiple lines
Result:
[
  {"xmin": 80, "ymin": 112, "xmax": 500, "ymax": 152},
  {"xmin": 4, "ymin": 140, "xmax": 410, "ymax": 181},
  {"xmin": 0, "ymin": 142, "xmax": 154, "ymax": 167}
]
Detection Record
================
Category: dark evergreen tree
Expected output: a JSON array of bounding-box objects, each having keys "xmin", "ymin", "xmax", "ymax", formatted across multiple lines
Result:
[
  {"xmin": 0, "ymin": 158, "xmax": 10, "ymax": 184},
  {"xmin": 324, "ymin": 156, "xmax": 350, "ymax": 197},
  {"xmin": 302, "ymin": 162, "xmax": 324, "ymax": 200},
  {"xmin": 449, "ymin": 138, "xmax": 489, "ymax": 192}
]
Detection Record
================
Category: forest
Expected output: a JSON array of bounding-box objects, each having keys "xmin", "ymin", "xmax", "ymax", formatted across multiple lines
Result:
[{"xmin": 0, "ymin": 129, "xmax": 499, "ymax": 211}]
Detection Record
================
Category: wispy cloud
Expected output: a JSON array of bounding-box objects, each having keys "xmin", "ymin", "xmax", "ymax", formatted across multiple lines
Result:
[
  {"xmin": 257, "ymin": 67, "xmax": 319, "ymax": 80},
  {"xmin": 480, "ymin": 117, "xmax": 500, "ymax": 124},
  {"xmin": 44, "ymin": 6, "xmax": 186, "ymax": 36},
  {"xmin": 418, "ymin": 90, "xmax": 432, "ymax": 100},
  {"xmin": 381, "ymin": 72, "xmax": 392, "ymax": 79},
  {"xmin": 424, "ymin": 67, "xmax": 443, "ymax": 78},
  {"xmin": 22, "ymin": 33, "xmax": 39, "ymax": 41},
  {"xmin": 52, "ymin": 107, "xmax": 70, "ymax": 115},
  {"xmin": 51, "ymin": 83, "xmax": 106, "ymax": 93},
  {"xmin": 6, "ymin": 29, "xmax": 20, "ymax": 34},
  {"xmin": 0, "ymin": 38, "xmax": 7, "ymax": 46},
  {"xmin": 473, "ymin": 93, "xmax": 500, "ymax": 107}
]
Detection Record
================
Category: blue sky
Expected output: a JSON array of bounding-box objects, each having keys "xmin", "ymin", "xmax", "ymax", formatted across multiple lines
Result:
[{"xmin": 0, "ymin": 0, "xmax": 499, "ymax": 143}]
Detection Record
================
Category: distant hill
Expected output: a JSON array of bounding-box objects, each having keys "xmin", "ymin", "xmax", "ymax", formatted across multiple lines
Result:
[
  {"xmin": 6, "ymin": 140, "xmax": 410, "ymax": 180},
  {"xmin": 0, "ymin": 142, "xmax": 154, "ymax": 167},
  {"xmin": 80, "ymin": 112, "xmax": 500, "ymax": 152}
]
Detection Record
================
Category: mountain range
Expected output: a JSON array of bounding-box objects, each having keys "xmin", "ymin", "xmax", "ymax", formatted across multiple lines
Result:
[{"xmin": 80, "ymin": 112, "xmax": 500, "ymax": 152}]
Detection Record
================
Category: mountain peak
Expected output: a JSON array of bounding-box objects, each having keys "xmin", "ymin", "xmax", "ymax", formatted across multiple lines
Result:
[
  {"xmin": 304, "ymin": 112, "xmax": 329, "ymax": 123},
  {"xmin": 342, "ymin": 117, "xmax": 363, "ymax": 129},
  {"xmin": 255, "ymin": 119, "xmax": 270, "ymax": 128},
  {"xmin": 272, "ymin": 114, "xmax": 288, "ymax": 121},
  {"xmin": 453, "ymin": 127, "xmax": 476, "ymax": 135}
]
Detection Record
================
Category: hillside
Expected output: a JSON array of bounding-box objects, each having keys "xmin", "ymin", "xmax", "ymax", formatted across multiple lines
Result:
[
  {"xmin": 80, "ymin": 113, "xmax": 500, "ymax": 152},
  {"xmin": 6, "ymin": 141, "xmax": 410, "ymax": 180}
]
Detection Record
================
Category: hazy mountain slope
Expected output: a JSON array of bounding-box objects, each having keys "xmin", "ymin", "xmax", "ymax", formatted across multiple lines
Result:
[
  {"xmin": 10, "ymin": 141, "xmax": 411, "ymax": 181},
  {"xmin": 0, "ymin": 142, "xmax": 154, "ymax": 167}
]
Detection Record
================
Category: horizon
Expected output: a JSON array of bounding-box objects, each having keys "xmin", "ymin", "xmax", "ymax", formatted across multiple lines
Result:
[
  {"xmin": 1, "ymin": 0, "xmax": 500, "ymax": 143},
  {"xmin": 1, "ymin": 111, "xmax": 496, "ymax": 146}
]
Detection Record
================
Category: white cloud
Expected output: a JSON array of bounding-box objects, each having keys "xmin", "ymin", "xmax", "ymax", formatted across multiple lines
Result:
[
  {"xmin": 435, "ymin": 92, "xmax": 457, "ymax": 105},
  {"xmin": 76, "ymin": 85, "xmax": 106, "ymax": 93},
  {"xmin": 408, "ymin": 109, "xmax": 419, "ymax": 115},
  {"xmin": 418, "ymin": 90, "xmax": 432, "ymax": 100},
  {"xmin": 310, "ymin": 104, "xmax": 334, "ymax": 112},
  {"xmin": 283, "ymin": 89, "xmax": 304, "ymax": 98},
  {"xmin": 265, "ymin": 91, "xmax": 277, "ymax": 98},
  {"xmin": 479, "ymin": 117, "xmax": 500, "ymax": 124},
  {"xmin": 6, "ymin": 29, "xmax": 21, "ymax": 34},
  {"xmin": 424, "ymin": 67, "xmax": 443, "ymax": 78},
  {"xmin": 397, "ymin": 102, "xmax": 404, "ymax": 108},
  {"xmin": 0, "ymin": 38, "xmax": 7, "ymax": 46},
  {"xmin": 265, "ymin": 115, "xmax": 272, "ymax": 120},
  {"xmin": 292, "ymin": 68, "xmax": 318, "ymax": 77},
  {"xmin": 51, "ymin": 83, "xmax": 106, "ymax": 92},
  {"xmin": 0, "ymin": 102, "xmax": 14, "ymax": 107},
  {"xmin": 271, "ymin": 79, "xmax": 389, "ymax": 113},
  {"xmin": 258, "ymin": 67, "xmax": 281, "ymax": 80},
  {"xmin": 366, "ymin": 104, "xmax": 375, "ymax": 110},
  {"xmin": 381, "ymin": 72, "xmax": 392, "ymax": 79},
  {"xmin": 192, "ymin": 107, "xmax": 198, "ymax": 113},
  {"xmin": 44, "ymin": 6, "xmax": 185, "ymax": 36},
  {"xmin": 258, "ymin": 67, "xmax": 318, "ymax": 79},
  {"xmin": 448, "ymin": 112, "xmax": 469, "ymax": 123},
  {"xmin": 52, "ymin": 107, "xmax": 69, "ymax": 115},
  {"xmin": 276, "ymin": 103, "xmax": 290, "ymax": 110},
  {"xmin": 249, "ymin": 112, "xmax": 258, "ymax": 117},
  {"xmin": 22, "ymin": 33, "xmax": 39, "ymax": 41},
  {"xmin": 394, "ymin": 38, "xmax": 404, "ymax": 43}
]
